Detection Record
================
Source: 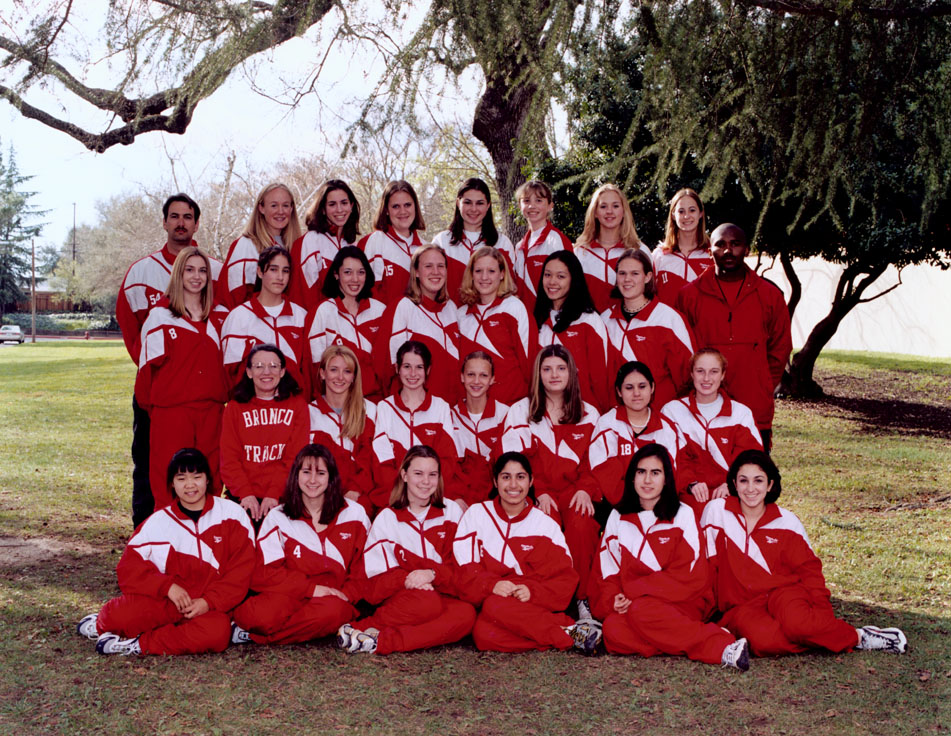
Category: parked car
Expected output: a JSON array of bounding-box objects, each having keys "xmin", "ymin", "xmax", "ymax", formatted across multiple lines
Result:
[{"xmin": 0, "ymin": 325, "xmax": 25, "ymax": 344}]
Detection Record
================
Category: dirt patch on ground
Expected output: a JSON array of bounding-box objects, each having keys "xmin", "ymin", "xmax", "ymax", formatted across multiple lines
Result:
[
  {"xmin": 0, "ymin": 536, "xmax": 97, "ymax": 568},
  {"xmin": 784, "ymin": 366, "xmax": 951, "ymax": 439}
]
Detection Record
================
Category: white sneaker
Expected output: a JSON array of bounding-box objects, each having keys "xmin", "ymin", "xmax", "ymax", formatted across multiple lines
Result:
[
  {"xmin": 857, "ymin": 626, "xmax": 908, "ymax": 654},
  {"xmin": 337, "ymin": 623, "xmax": 357, "ymax": 650},
  {"xmin": 76, "ymin": 613, "xmax": 99, "ymax": 640},
  {"xmin": 576, "ymin": 599, "xmax": 594, "ymax": 623},
  {"xmin": 96, "ymin": 632, "xmax": 141, "ymax": 656},
  {"xmin": 231, "ymin": 622, "xmax": 252, "ymax": 645},
  {"xmin": 721, "ymin": 637, "xmax": 750, "ymax": 671},
  {"xmin": 350, "ymin": 630, "xmax": 377, "ymax": 654}
]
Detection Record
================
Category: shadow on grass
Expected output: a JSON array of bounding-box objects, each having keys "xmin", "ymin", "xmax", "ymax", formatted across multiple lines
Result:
[{"xmin": 816, "ymin": 394, "xmax": 951, "ymax": 439}]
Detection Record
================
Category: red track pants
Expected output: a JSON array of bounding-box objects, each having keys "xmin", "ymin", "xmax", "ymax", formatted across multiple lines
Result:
[
  {"xmin": 720, "ymin": 585, "xmax": 859, "ymax": 656},
  {"xmin": 233, "ymin": 592, "xmax": 357, "ymax": 645},
  {"xmin": 97, "ymin": 594, "xmax": 230, "ymax": 655},
  {"xmin": 356, "ymin": 589, "xmax": 476, "ymax": 655},
  {"xmin": 548, "ymin": 504, "xmax": 599, "ymax": 601},
  {"xmin": 149, "ymin": 402, "xmax": 223, "ymax": 508},
  {"xmin": 472, "ymin": 595, "xmax": 575, "ymax": 652},
  {"xmin": 602, "ymin": 596, "xmax": 735, "ymax": 664}
]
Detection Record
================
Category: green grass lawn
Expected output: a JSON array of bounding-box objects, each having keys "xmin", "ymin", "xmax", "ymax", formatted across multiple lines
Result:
[{"xmin": 0, "ymin": 343, "xmax": 949, "ymax": 735}]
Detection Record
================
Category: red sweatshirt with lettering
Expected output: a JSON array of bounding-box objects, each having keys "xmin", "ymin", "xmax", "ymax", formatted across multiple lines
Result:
[{"xmin": 219, "ymin": 394, "xmax": 309, "ymax": 500}]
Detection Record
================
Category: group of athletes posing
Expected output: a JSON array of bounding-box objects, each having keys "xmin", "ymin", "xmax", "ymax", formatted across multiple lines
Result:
[{"xmin": 76, "ymin": 178, "xmax": 908, "ymax": 668}]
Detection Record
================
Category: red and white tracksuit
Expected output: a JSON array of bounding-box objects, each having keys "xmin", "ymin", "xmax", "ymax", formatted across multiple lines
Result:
[
  {"xmin": 602, "ymin": 300, "xmax": 695, "ymax": 410},
  {"xmin": 288, "ymin": 229, "xmax": 352, "ymax": 311},
  {"xmin": 356, "ymin": 501, "xmax": 476, "ymax": 654},
  {"xmin": 360, "ymin": 228, "xmax": 423, "ymax": 306},
  {"xmin": 431, "ymin": 230, "xmax": 517, "ymax": 303},
  {"xmin": 457, "ymin": 295, "xmax": 537, "ymax": 405},
  {"xmin": 576, "ymin": 242, "xmax": 651, "ymax": 314},
  {"xmin": 217, "ymin": 235, "xmax": 279, "ymax": 312},
  {"xmin": 660, "ymin": 392, "xmax": 763, "ymax": 508},
  {"xmin": 651, "ymin": 245, "xmax": 714, "ymax": 308},
  {"xmin": 451, "ymin": 398, "xmax": 509, "ymax": 507},
  {"xmin": 135, "ymin": 302, "xmax": 229, "ymax": 506},
  {"xmin": 308, "ymin": 396, "xmax": 379, "ymax": 514},
  {"xmin": 219, "ymin": 297, "xmax": 309, "ymax": 392},
  {"xmin": 676, "ymin": 267, "xmax": 792, "ymax": 430},
  {"xmin": 233, "ymin": 499, "xmax": 370, "ymax": 645},
  {"xmin": 116, "ymin": 243, "xmax": 222, "ymax": 363},
  {"xmin": 701, "ymin": 497, "xmax": 859, "ymax": 656},
  {"xmin": 514, "ymin": 223, "xmax": 573, "ymax": 314},
  {"xmin": 302, "ymin": 297, "xmax": 387, "ymax": 400},
  {"xmin": 538, "ymin": 312, "xmax": 615, "ymax": 412},
  {"xmin": 95, "ymin": 496, "xmax": 255, "ymax": 655},
  {"xmin": 590, "ymin": 505, "xmax": 733, "ymax": 663},
  {"xmin": 371, "ymin": 393, "xmax": 463, "ymax": 510},
  {"xmin": 219, "ymin": 395, "xmax": 310, "ymax": 502},
  {"xmin": 588, "ymin": 407, "xmax": 685, "ymax": 507},
  {"xmin": 453, "ymin": 499, "xmax": 578, "ymax": 652},
  {"xmin": 500, "ymin": 398, "xmax": 601, "ymax": 599},
  {"xmin": 377, "ymin": 296, "xmax": 463, "ymax": 403}
]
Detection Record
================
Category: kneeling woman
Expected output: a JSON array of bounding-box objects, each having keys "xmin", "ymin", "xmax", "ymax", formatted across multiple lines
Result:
[
  {"xmin": 591, "ymin": 444, "xmax": 749, "ymax": 669},
  {"xmin": 231, "ymin": 445, "xmax": 370, "ymax": 645},
  {"xmin": 77, "ymin": 449, "xmax": 255, "ymax": 655},
  {"xmin": 701, "ymin": 450, "xmax": 907, "ymax": 657},
  {"xmin": 338, "ymin": 445, "xmax": 476, "ymax": 654},
  {"xmin": 453, "ymin": 452, "xmax": 586, "ymax": 653}
]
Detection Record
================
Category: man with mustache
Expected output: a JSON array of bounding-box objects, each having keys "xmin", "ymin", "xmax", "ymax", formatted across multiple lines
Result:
[{"xmin": 116, "ymin": 194, "xmax": 222, "ymax": 527}]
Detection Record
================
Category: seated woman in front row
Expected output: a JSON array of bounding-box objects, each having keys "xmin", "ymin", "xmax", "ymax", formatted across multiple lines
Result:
[
  {"xmin": 591, "ymin": 444, "xmax": 749, "ymax": 669},
  {"xmin": 337, "ymin": 445, "xmax": 476, "ymax": 654},
  {"xmin": 77, "ymin": 448, "xmax": 255, "ymax": 655},
  {"xmin": 230, "ymin": 444, "xmax": 370, "ymax": 646},
  {"xmin": 701, "ymin": 449, "xmax": 907, "ymax": 658},
  {"xmin": 453, "ymin": 451, "xmax": 595, "ymax": 653}
]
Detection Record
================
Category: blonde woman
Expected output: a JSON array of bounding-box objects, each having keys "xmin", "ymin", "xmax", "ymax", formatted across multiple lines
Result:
[
  {"xmin": 135, "ymin": 247, "xmax": 229, "ymax": 507},
  {"xmin": 375, "ymin": 244, "xmax": 462, "ymax": 403},
  {"xmin": 574, "ymin": 184, "xmax": 650, "ymax": 312},
  {"xmin": 218, "ymin": 183, "xmax": 303, "ymax": 310},
  {"xmin": 456, "ymin": 246, "xmax": 536, "ymax": 404},
  {"xmin": 308, "ymin": 345, "xmax": 378, "ymax": 516}
]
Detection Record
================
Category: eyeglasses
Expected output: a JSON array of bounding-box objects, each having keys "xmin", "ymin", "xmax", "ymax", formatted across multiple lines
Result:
[{"xmin": 250, "ymin": 362, "xmax": 282, "ymax": 371}]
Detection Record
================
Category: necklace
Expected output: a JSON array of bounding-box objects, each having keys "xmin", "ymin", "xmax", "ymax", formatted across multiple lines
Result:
[{"xmin": 622, "ymin": 299, "xmax": 650, "ymax": 320}]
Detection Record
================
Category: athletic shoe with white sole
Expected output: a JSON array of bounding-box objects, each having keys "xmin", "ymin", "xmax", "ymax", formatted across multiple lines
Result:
[
  {"xmin": 721, "ymin": 637, "xmax": 750, "ymax": 671},
  {"xmin": 96, "ymin": 633, "xmax": 141, "ymax": 656},
  {"xmin": 576, "ymin": 599, "xmax": 594, "ymax": 623},
  {"xmin": 857, "ymin": 626, "xmax": 908, "ymax": 654},
  {"xmin": 350, "ymin": 630, "xmax": 378, "ymax": 654},
  {"xmin": 76, "ymin": 613, "xmax": 99, "ymax": 640},
  {"xmin": 231, "ymin": 622, "xmax": 252, "ymax": 645},
  {"xmin": 337, "ymin": 623, "xmax": 358, "ymax": 650},
  {"xmin": 568, "ymin": 622, "xmax": 602, "ymax": 656}
]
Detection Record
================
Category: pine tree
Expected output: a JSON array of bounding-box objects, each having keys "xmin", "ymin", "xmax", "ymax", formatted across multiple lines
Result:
[{"xmin": 0, "ymin": 143, "xmax": 43, "ymax": 318}]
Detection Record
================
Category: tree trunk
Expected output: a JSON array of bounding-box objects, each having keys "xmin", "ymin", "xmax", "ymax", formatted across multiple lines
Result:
[
  {"xmin": 780, "ymin": 250, "xmax": 801, "ymax": 320},
  {"xmin": 472, "ymin": 76, "xmax": 540, "ymax": 240},
  {"xmin": 781, "ymin": 261, "xmax": 887, "ymax": 397}
]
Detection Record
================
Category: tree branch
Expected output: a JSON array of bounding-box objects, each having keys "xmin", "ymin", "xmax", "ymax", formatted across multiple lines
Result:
[
  {"xmin": 738, "ymin": 0, "xmax": 951, "ymax": 19},
  {"xmin": 0, "ymin": 0, "xmax": 336, "ymax": 152}
]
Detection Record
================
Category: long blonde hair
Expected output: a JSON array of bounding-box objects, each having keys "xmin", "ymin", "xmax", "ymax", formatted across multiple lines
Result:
[
  {"xmin": 318, "ymin": 345, "xmax": 366, "ymax": 439},
  {"xmin": 662, "ymin": 188, "xmax": 710, "ymax": 254},
  {"xmin": 405, "ymin": 244, "xmax": 449, "ymax": 304},
  {"xmin": 575, "ymin": 184, "xmax": 642, "ymax": 251},
  {"xmin": 166, "ymin": 246, "xmax": 213, "ymax": 321},
  {"xmin": 458, "ymin": 246, "xmax": 517, "ymax": 306},
  {"xmin": 243, "ymin": 183, "xmax": 303, "ymax": 253}
]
